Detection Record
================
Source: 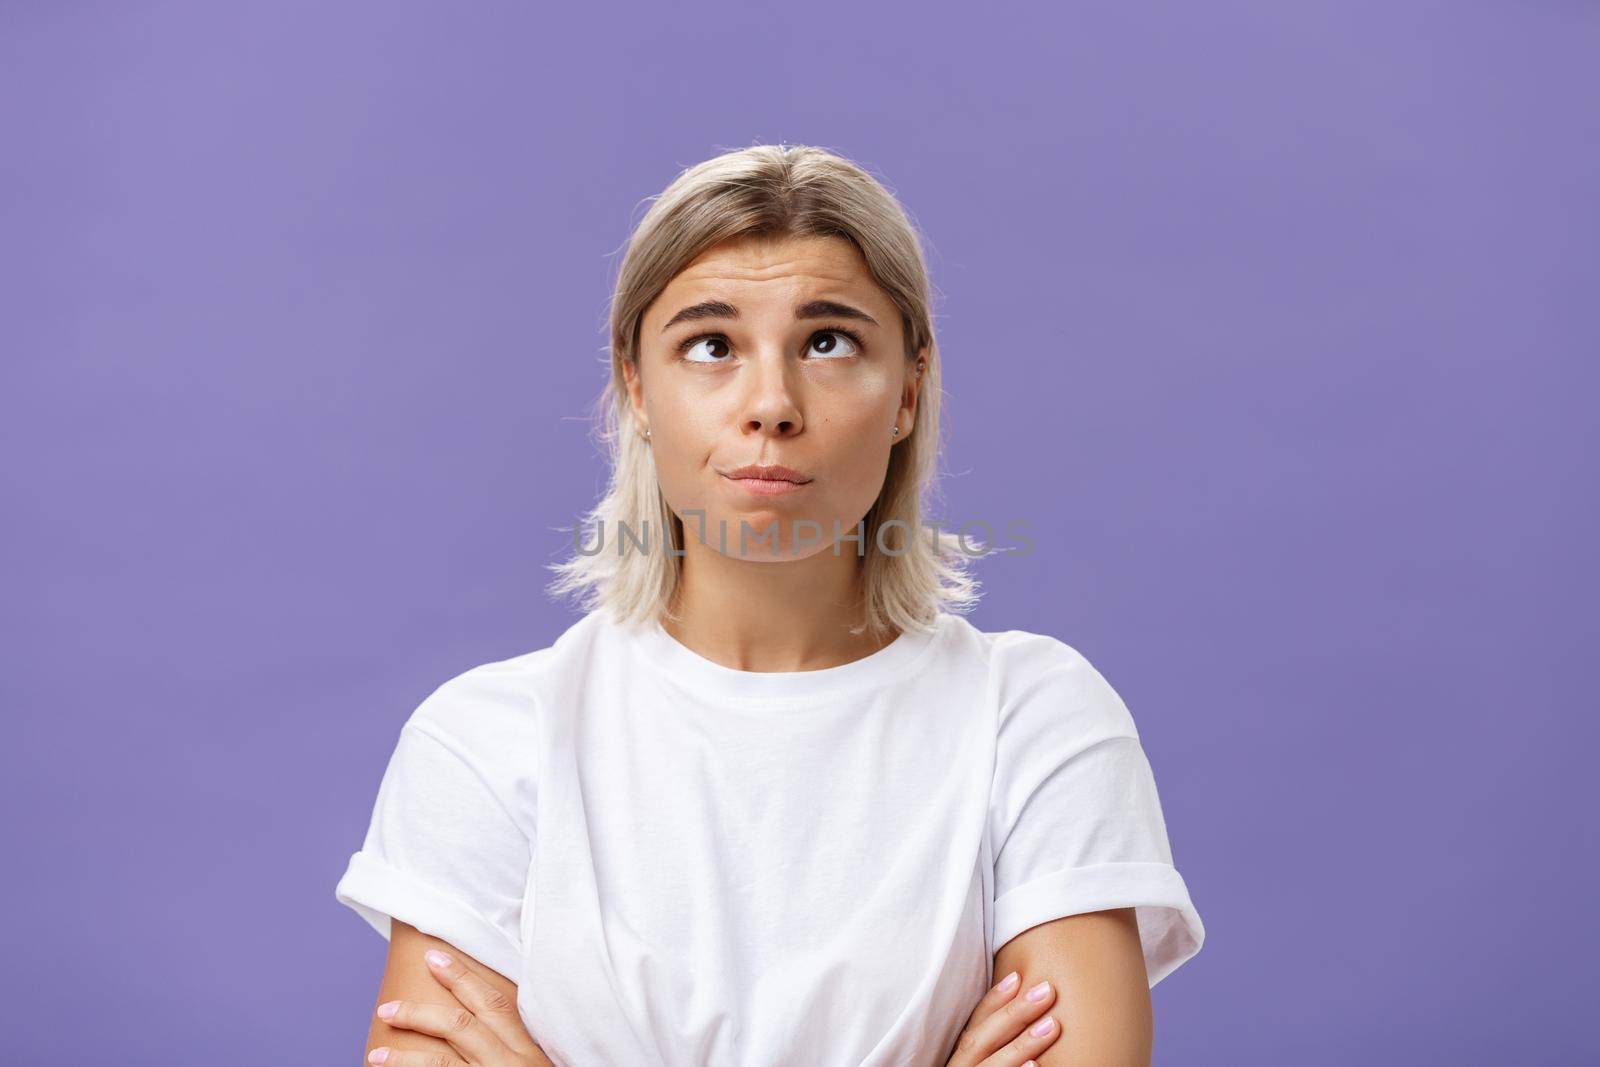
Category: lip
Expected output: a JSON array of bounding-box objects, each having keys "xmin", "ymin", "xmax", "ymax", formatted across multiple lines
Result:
[
  {"xmin": 727, "ymin": 477, "xmax": 809, "ymax": 496},
  {"xmin": 721, "ymin": 464, "xmax": 813, "ymax": 497},
  {"xmin": 723, "ymin": 464, "xmax": 813, "ymax": 484}
]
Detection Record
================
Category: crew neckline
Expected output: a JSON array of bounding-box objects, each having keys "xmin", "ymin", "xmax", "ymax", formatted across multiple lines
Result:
[{"xmin": 624, "ymin": 613, "xmax": 946, "ymax": 703}]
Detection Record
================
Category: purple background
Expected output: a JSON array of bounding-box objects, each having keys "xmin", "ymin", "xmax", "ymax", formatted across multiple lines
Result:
[{"xmin": 4, "ymin": 2, "xmax": 1595, "ymax": 1064}]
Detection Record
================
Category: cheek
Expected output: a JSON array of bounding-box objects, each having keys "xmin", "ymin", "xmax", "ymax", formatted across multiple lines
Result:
[
  {"xmin": 821, "ymin": 428, "xmax": 895, "ymax": 512},
  {"xmin": 818, "ymin": 376, "xmax": 899, "ymax": 433},
  {"xmin": 649, "ymin": 438, "xmax": 706, "ymax": 511},
  {"xmin": 650, "ymin": 390, "xmax": 719, "ymax": 453},
  {"xmin": 645, "ymin": 401, "xmax": 728, "ymax": 515},
  {"xmin": 809, "ymin": 384, "xmax": 901, "ymax": 506},
  {"xmin": 833, "ymin": 448, "xmax": 893, "ymax": 509}
]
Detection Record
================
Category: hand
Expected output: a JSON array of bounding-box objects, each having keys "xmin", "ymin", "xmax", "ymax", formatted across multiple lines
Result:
[
  {"xmin": 943, "ymin": 970, "xmax": 1064, "ymax": 1067},
  {"xmin": 366, "ymin": 949, "xmax": 555, "ymax": 1066}
]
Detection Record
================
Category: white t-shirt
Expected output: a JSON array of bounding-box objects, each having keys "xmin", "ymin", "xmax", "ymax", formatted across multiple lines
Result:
[{"xmin": 335, "ymin": 608, "xmax": 1204, "ymax": 1067}]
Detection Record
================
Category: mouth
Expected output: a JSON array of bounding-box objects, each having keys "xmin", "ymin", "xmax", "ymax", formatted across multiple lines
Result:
[
  {"xmin": 721, "ymin": 464, "xmax": 814, "ymax": 496},
  {"xmin": 722, "ymin": 464, "xmax": 813, "ymax": 484}
]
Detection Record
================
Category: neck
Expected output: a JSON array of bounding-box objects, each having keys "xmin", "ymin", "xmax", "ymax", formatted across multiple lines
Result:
[{"xmin": 660, "ymin": 525, "xmax": 892, "ymax": 673}]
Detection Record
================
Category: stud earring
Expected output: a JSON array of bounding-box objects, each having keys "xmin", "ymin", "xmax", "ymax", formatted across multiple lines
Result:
[
  {"xmin": 891, "ymin": 426, "xmax": 900, "ymax": 437},
  {"xmin": 644, "ymin": 428, "xmax": 651, "ymax": 439}
]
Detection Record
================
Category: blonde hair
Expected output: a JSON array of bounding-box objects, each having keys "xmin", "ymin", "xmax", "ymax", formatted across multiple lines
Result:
[{"xmin": 545, "ymin": 143, "xmax": 988, "ymax": 641}]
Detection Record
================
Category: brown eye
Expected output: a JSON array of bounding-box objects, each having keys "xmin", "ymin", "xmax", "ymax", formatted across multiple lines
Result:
[
  {"xmin": 808, "ymin": 328, "xmax": 864, "ymax": 359},
  {"xmin": 680, "ymin": 336, "xmax": 733, "ymax": 363}
]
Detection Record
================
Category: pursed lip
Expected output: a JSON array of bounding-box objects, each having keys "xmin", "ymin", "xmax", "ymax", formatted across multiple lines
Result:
[{"xmin": 722, "ymin": 464, "xmax": 813, "ymax": 484}]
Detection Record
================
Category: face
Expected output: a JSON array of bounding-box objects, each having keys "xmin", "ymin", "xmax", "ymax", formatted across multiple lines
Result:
[{"xmin": 624, "ymin": 233, "xmax": 926, "ymax": 562}]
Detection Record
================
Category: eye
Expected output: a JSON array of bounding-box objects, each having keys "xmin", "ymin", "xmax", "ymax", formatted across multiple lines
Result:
[
  {"xmin": 807, "ymin": 327, "xmax": 865, "ymax": 359},
  {"xmin": 675, "ymin": 326, "xmax": 867, "ymax": 364},
  {"xmin": 680, "ymin": 335, "xmax": 733, "ymax": 364}
]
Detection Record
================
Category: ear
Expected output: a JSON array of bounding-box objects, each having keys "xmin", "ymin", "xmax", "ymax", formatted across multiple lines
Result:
[
  {"xmin": 621, "ymin": 355, "xmax": 648, "ymax": 432},
  {"xmin": 899, "ymin": 343, "xmax": 929, "ymax": 428}
]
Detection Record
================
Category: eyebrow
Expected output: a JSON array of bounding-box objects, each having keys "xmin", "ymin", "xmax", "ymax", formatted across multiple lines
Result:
[{"xmin": 660, "ymin": 298, "xmax": 880, "ymax": 333}]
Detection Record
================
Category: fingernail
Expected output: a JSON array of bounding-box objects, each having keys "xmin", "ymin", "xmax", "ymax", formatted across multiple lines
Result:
[
  {"xmin": 367, "ymin": 1049, "xmax": 389, "ymax": 1064},
  {"xmin": 376, "ymin": 1000, "xmax": 399, "ymax": 1019},
  {"xmin": 1031, "ymin": 1016, "xmax": 1056, "ymax": 1037},
  {"xmin": 995, "ymin": 971, "xmax": 1019, "ymax": 994},
  {"xmin": 1026, "ymin": 980, "xmax": 1051, "ymax": 1002},
  {"xmin": 425, "ymin": 949, "xmax": 452, "ymax": 968}
]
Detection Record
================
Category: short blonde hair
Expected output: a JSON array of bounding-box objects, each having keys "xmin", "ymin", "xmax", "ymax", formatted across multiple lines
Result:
[{"xmin": 545, "ymin": 143, "xmax": 986, "ymax": 640}]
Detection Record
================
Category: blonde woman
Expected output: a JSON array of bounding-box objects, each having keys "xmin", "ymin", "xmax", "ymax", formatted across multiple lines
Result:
[{"xmin": 336, "ymin": 144, "xmax": 1205, "ymax": 1067}]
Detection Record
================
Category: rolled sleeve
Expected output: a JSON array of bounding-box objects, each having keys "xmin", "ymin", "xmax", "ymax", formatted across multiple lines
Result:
[
  {"xmin": 334, "ymin": 715, "xmax": 533, "ymax": 984},
  {"xmin": 989, "ymin": 637, "xmax": 1206, "ymax": 988},
  {"xmin": 335, "ymin": 848, "xmax": 524, "ymax": 983}
]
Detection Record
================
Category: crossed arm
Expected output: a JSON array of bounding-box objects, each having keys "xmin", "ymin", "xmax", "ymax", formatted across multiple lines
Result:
[
  {"xmin": 993, "ymin": 907, "xmax": 1154, "ymax": 1066},
  {"xmin": 362, "ymin": 919, "xmax": 556, "ymax": 1066},
  {"xmin": 362, "ymin": 908, "xmax": 1151, "ymax": 1067}
]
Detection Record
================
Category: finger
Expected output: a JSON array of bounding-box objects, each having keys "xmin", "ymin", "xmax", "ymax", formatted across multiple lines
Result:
[
  {"xmin": 365, "ymin": 1048, "xmax": 466, "ymax": 1066},
  {"xmin": 955, "ymin": 979, "xmax": 1060, "ymax": 1067},
  {"xmin": 422, "ymin": 949, "xmax": 540, "ymax": 1056},
  {"xmin": 962, "ymin": 970, "xmax": 1023, "ymax": 1031},
  {"xmin": 978, "ymin": 1011, "xmax": 1061, "ymax": 1067},
  {"xmin": 374, "ymin": 998, "xmax": 507, "ymax": 1064},
  {"xmin": 947, "ymin": 971, "xmax": 1032, "ymax": 1067}
]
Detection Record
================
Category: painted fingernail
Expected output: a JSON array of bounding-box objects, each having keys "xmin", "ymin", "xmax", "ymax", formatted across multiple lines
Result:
[
  {"xmin": 1031, "ymin": 1016, "xmax": 1056, "ymax": 1037},
  {"xmin": 425, "ymin": 949, "xmax": 452, "ymax": 968},
  {"xmin": 1026, "ymin": 980, "xmax": 1051, "ymax": 1002},
  {"xmin": 367, "ymin": 1048, "xmax": 389, "ymax": 1064},
  {"xmin": 995, "ymin": 971, "xmax": 1019, "ymax": 994},
  {"xmin": 376, "ymin": 1000, "xmax": 399, "ymax": 1020}
]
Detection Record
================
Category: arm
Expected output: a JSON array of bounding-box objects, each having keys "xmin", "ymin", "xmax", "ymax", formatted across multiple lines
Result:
[
  {"xmin": 362, "ymin": 919, "xmax": 557, "ymax": 1067},
  {"xmin": 992, "ymin": 907, "xmax": 1153, "ymax": 1067}
]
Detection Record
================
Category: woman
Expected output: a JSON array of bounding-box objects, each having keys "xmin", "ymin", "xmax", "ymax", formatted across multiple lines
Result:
[{"xmin": 335, "ymin": 144, "xmax": 1206, "ymax": 1066}]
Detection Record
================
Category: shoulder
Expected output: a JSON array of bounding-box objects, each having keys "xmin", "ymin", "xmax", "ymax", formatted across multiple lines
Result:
[
  {"xmin": 948, "ymin": 617, "xmax": 1140, "ymax": 745},
  {"xmin": 403, "ymin": 613, "xmax": 599, "ymax": 754},
  {"xmin": 403, "ymin": 604, "xmax": 614, "ymax": 748}
]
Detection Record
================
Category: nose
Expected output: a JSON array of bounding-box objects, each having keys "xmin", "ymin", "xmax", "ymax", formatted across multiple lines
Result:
[{"xmin": 738, "ymin": 356, "xmax": 803, "ymax": 438}]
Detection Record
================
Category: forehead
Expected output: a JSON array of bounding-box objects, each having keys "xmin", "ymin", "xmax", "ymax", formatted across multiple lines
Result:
[{"xmin": 650, "ymin": 234, "xmax": 885, "ymax": 313}]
